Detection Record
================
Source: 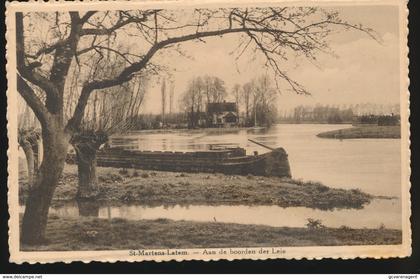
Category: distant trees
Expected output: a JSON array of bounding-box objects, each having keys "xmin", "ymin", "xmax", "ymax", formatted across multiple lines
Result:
[
  {"xmin": 241, "ymin": 82, "xmax": 253, "ymax": 126},
  {"xmin": 203, "ymin": 76, "xmax": 227, "ymax": 104},
  {"xmin": 251, "ymin": 75, "xmax": 278, "ymax": 127},
  {"xmin": 291, "ymin": 105, "xmax": 354, "ymax": 124},
  {"xmin": 180, "ymin": 77, "xmax": 204, "ymax": 128},
  {"xmin": 278, "ymin": 104, "xmax": 401, "ymax": 124},
  {"xmin": 358, "ymin": 115, "xmax": 400, "ymax": 126},
  {"xmin": 232, "ymin": 84, "xmax": 241, "ymax": 111},
  {"xmin": 230, "ymin": 75, "xmax": 278, "ymax": 127},
  {"xmin": 161, "ymin": 78, "xmax": 167, "ymax": 127},
  {"xmin": 181, "ymin": 74, "xmax": 280, "ymax": 128},
  {"xmin": 180, "ymin": 76, "xmax": 227, "ymax": 128}
]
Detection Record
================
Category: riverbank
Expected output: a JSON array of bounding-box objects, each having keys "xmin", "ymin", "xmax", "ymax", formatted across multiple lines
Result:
[
  {"xmin": 19, "ymin": 163, "xmax": 373, "ymax": 210},
  {"xmin": 21, "ymin": 216, "xmax": 402, "ymax": 251},
  {"xmin": 317, "ymin": 125, "xmax": 401, "ymax": 139},
  {"xmin": 122, "ymin": 126, "xmax": 257, "ymax": 135}
]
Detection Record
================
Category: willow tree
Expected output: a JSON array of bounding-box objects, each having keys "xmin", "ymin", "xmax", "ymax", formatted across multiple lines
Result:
[
  {"xmin": 18, "ymin": 102, "xmax": 41, "ymax": 188},
  {"xmin": 16, "ymin": 7, "xmax": 374, "ymax": 244},
  {"xmin": 65, "ymin": 56, "xmax": 149, "ymax": 199}
]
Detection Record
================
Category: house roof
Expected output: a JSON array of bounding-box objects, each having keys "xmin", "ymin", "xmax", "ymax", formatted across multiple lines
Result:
[{"xmin": 207, "ymin": 102, "xmax": 237, "ymax": 113}]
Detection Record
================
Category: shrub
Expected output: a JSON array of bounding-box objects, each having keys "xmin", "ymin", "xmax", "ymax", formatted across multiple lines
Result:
[
  {"xmin": 306, "ymin": 218, "xmax": 325, "ymax": 229},
  {"xmin": 339, "ymin": 225, "xmax": 351, "ymax": 230},
  {"xmin": 119, "ymin": 168, "xmax": 128, "ymax": 176}
]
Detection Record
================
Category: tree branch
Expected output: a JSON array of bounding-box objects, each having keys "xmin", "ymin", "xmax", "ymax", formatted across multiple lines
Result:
[
  {"xmin": 16, "ymin": 12, "xmax": 58, "ymax": 100},
  {"xmin": 17, "ymin": 74, "xmax": 50, "ymax": 127},
  {"xmin": 65, "ymin": 8, "xmax": 376, "ymax": 132},
  {"xmin": 80, "ymin": 11, "xmax": 155, "ymax": 36}
]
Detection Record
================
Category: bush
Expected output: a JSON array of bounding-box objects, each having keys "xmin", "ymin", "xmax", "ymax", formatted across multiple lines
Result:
[
  {"xmin": 119, "ymin": 168, "xmax": 128, "ymax": 175},
  {"xmin": 306, "ymin": 218, "xmax": 325, "ymax": 229},
  {"xmin": 339, "ymin": 225, "xmax": 351, "ymax": 230}
]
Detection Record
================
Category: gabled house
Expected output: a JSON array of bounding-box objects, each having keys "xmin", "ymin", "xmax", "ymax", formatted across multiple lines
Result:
[{"xmin": 207, "ymin": 101, "xmax": 239, "ymax": 127}]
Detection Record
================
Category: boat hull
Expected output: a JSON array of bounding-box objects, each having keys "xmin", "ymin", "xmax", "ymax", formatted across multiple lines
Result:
[{"xmin": 66, "ymin": 148, "xmax": 291, "ymax": 177}]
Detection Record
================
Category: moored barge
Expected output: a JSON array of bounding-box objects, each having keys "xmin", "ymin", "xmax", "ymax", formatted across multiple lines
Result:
[{"xmin": 66, "ymin": 146, "xmax": 291, "ymax": 177}]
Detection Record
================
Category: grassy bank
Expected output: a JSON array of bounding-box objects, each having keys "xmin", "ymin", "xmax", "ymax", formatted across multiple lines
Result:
[
  {"xmin": 317, "ymin": 125, "xmax": 401, "ymax": 139},
  {"xmin": 21, "ymin": 216, "xmax": 402, "ymax": 251},
  {"xmin": 19, "ymin": 164, "xmax": 373, "ymax": 210}
]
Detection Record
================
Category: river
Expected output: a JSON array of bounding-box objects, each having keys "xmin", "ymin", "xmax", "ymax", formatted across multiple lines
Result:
[
  {"xmin": 111, "ymin": 124, "xmax": 401, "ymax": 197},
  {"xmin": 22, "ymin": 124, "xmax": 403, "ymax": 229}
]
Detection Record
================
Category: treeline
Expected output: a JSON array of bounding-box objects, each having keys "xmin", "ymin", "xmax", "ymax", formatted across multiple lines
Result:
[
  {"xmin": 233, "ymin": 75, "xmax": 278, "ymax": 127},
  {"xmin": 356, "ymin": 115, "xmax": 400, "ymax": 126},
  {"xmin": 279, "ymin": 105, "xmax": 354, "ymax": 124},
  {"xmin": 127, "ymin": 113, "xmax": 187, "ymax": 130},
  {"xmin": 179, "ymin": 76, "xmax": 227, "ymax": 128},
  {"xmin": 279, "ymin": 103, "xmax": 400, "ymax": 120},
  {"xmin": 279, "ymin": 104, "xmax": 401, "ymax": 124},
  {"xmin": 179, "ymin": 74, "xmax": 279, "ymax": 128}
]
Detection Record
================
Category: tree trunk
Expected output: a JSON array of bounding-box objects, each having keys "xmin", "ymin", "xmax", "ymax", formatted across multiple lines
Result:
[
  {"xmin": 20, "ymin": 139, "xmax": 34, "ymax": 187},
  {"xmin": 31, "ymin": 140, "xmax": 40, "ymax": 173},
  {"xmin": 21, "ymin": 126, "xmax": 69, "ymax": 245},
  {"xmin": 77, "ymin": 200, "xmax": 99, "ymax": 217},
  {"xmin": 75, "ymin": 142, "xmax": 99, "ymax": 199}
]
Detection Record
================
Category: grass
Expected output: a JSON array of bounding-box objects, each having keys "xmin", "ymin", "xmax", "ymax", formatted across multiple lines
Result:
[
  {"xmin": 20, "ymin": 216, "xmax": 402, "ymax": 251},
  {"xmin": 19, "ymin": 164, "xmax": 373, "ymax": 210},
  {"xmin": 317, "ymin": 125, "xmax": 401, "ymax": 139}
]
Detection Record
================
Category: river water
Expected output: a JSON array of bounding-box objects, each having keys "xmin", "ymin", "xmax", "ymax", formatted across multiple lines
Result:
[
  {"xmin": 21, "ymin": 124, "xmax": 403, "ymax": 229},
  {"xmin": 111, "ymin": 124, "xmax": 401, "ymax": 197}
]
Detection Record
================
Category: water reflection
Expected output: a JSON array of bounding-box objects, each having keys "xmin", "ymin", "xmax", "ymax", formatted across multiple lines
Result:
[
  {"xmin": 77, "ymin": 200, "xmax": 100, "ymax": 217},
  {"xmin": 61, "ymin": 124, "xmax": 402, "ymax": 230},
  {"xmin": 20, "ymin": 199, "xmax": 401, "ymax": 229}
]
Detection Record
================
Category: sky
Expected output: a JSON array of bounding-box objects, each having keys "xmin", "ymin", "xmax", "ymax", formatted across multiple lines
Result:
[{"xmin": 140, "ymin": 5, "xmax": 401, "ymax": 114}]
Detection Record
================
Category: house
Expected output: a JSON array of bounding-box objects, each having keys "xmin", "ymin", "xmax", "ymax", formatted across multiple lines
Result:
[{"xmin": 207, "ymin": 101, "xmax": 239, "ymax": 127}]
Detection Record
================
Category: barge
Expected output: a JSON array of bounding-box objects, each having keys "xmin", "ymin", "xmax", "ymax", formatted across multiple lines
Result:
[{"xmin": 66, "ymin": 145, "xmax": 291, "ymax": 177}]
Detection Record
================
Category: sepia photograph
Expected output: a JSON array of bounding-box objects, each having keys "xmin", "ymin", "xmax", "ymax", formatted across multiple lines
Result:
[{"xmin": 6, "ymin": 0, "xmax": 410, "ymax": 263}]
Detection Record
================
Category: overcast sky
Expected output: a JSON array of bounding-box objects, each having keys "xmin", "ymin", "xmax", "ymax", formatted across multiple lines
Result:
[{"xmin": 137, "ymin": 5, "xmax": 401, "ymax": 114}]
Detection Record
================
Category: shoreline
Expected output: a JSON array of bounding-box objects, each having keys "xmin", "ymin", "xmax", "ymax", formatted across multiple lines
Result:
[
  {"xmin": 20, "ymin": 216, "xmax": 402, "ymax": 251},
  {"xmin": 317, "ymin": 125, "xmax": 401, "ymax": 139},
  {"xmin": 20, "ymin": 164, "xmax": 373, "ymax": 210},
  {"xmin": 118, "ymin": 126, "xmax": 258, "ymax": 135}
]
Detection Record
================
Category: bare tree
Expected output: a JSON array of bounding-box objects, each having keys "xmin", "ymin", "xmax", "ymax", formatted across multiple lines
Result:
[
  {"xmin": 232, "ymin": 83, "xmax": 241, "ymax": 114},
  {"xmin": 161, "ymin": 77, "xmax": 166, "ymax": 127},
  {"xmin": 180, "ymin": 77, "xmax": 205, "ymax": 128},
  {"xmin": 253, "ymin": 75, "xmax": 278, "ymax": 127},
  {"xmin": 241, "ymin": 82, "xmax": 254, "ymax": 126},
  {"xmin": 67, "ymin": 54, "xmax": 149, "ymax": 199},
  {"xmin": 16, "ymin": 7, "xmax": 374, "ymax": 244},
  {"xmin": 169, "ymin": 80, "xmax": 175, "ymax": 115},
  {"xmin": 203, "ymin": 76, "xmax": 227, "ymax": 104}
]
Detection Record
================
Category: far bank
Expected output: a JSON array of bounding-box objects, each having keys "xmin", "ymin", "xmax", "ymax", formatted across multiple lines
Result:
[{"xmin": 317, "ymin": 125, "xmax": 401, "ymax": 139}]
